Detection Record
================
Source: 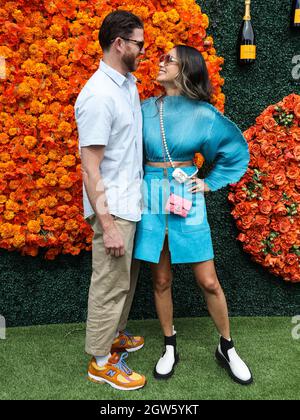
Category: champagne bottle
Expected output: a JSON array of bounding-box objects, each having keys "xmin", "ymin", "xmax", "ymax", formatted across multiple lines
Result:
[
  {"xmin": 291, "ymin": 0, "xmax": 300, "ymax": 29},
  {"xmin": 238, "ymin": 0, "xmax": 256, "ymax": 65}
]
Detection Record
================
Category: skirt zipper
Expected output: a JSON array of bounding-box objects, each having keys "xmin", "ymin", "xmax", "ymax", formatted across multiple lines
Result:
[{"xmin": 163, "ymin": 167, "xmax": 169, "ymax": 235}]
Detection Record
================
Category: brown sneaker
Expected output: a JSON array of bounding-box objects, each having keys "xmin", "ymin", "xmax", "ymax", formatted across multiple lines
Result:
[
  {"xmin": 87, "ymin": 353, "xmax": 146, "ymax": 391},
  {"xmin": 111, "ymin": 330, "xmax": 144, "ymax": 353}
]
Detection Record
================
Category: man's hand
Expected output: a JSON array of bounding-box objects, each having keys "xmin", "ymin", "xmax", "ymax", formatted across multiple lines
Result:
[{"xmin": 103, "ymin": 223, "xmax": 125, "ymax": 258}]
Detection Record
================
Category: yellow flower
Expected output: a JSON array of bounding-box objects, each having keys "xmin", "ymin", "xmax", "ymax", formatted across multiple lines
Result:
[
  {"xmin": 24, "ymin": 136, "xmax": 37, "ymax": 150},
  {"xmin": 201, "ymin": 14, "xmax": 209, "ymax": 29},
  {"xmin": 65, "ymin": 219, "xmax": 79, "ymax": 232},
  {"xmin": 13, "ymin": 234, "xmax": 26, "ymax": 248},
  {"xmin": 45, "ymin": 173, "xmax": 58, "ymax": 187},
  {"xmin": 167, "ymin": 9, "xmax": 180, "ymax": 24},
  {"xmin": 4, "ymin": 211, "xmax": 15, "ymax": 221},
  {"xmin": 57, "ymin": 122, "xmax": 73, "ymax": 136},
  {"xmin": 48, "ymin": 150, "xmax": 60, "ymax": 161},
  {"xmin": 37, "ymin": 155, "xmax": 49, "ymax": 165},
  {"xmin": 6, "ymin": 199, "xmax": 20, "ymax": 212},
  {"xmin": 12, "ymin": 9, "xmax": 24, "ymax": 22},
  {"xmin": 8, "ymin": 128, "xmax": 18, "ymax": 136},
  {"xmin": 0, "ymin": 195, "xmax": 7, "ymax": 204},
  {"xmin": 59, "ymin": 65, "xmax": 72, "ymax": 78},
  {"xmin": 45, "ymin": 38, "xmax": 59, "ymax": 54},
  {"xmin": 61, "ymin": 155, "xmax": 76, "ymax": 167},
  {"xmin": 153, "ymin": 12, "xmax": 168, "ymax": 26},
  {"xmin": 46, "ymin": 196, "xmax": 58, "ymax": 208},
  {"xmin": 9, "ymin": 180, "xmax": 19, "ymax": 190},
  {"xmin": 0, "ymin": 223, "xmax": 16, "ymax": 239},
  {"xmin": 0, "ymin": 152, "xmax": 10, "ymax": 162},
  {"xmin": 49, "ymin": 24, "xmax": 63, "ymax": 38},
  {"xmin": 0, "ymin": 46, "xmax": 13, "ymax": 59},
  {"xmin": 17, "ymin": 82, "xmax": 32, "ymax": 98},
  {"xmin": 0, "ymin": 133, "xmax": 9, "ymax": 144},
  {"xmin": 59, "ymin": 175, "xmax": 73, "ymax": 189},
  {"xmin": 27, "ymin": 220, "xmax": 41, "ymax": 234},
  {"xmin": 155, "ymin": 36, "xmax": 168, "ymax": 49}
]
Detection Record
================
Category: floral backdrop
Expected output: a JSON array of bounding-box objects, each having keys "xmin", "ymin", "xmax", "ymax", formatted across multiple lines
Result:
[
  {"xmin": 1, "ymin": 1, "xmax": 298, "ymax": 283},
  {"xmin": 229, "ymin": 94, "xmax": 300, "ymax": 283},
  {"xmin": 0, "ymin": 0, "xmax": 224, "ymax": 260}
]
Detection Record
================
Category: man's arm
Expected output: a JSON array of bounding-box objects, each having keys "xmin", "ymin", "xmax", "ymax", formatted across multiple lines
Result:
[{"xmin": 80, "ymin": 145, "xmax": 125, "ymax": 258}]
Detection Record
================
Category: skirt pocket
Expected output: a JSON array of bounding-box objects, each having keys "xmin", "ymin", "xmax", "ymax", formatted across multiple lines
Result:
[{"xmin": 180, "ymin": 192, "xmax": 209, "ymax": 233}]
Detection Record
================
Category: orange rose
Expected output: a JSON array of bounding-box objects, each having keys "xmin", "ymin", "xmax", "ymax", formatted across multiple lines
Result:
[
  {"xmin": 254, "ymin": 214, "xmax": 270, "ymax": 226},
  {"xmin": 291, "ymin": 127, "xmax": 300, "ymax": 142},
  {"xmin": 262, "ymin": 116, "xmax": 277, "ymax": 131},
  {"xmin": 278, "ymin": 219, "xmax": 291, "ymax": 233},
  {"xmin": 273, "ymin": 172, "xmax": 287, "ymax": 186},
  {"xmin": 294, "ymin": 102, "xmax": 300, "ymax": 118},
  {"xmin": 259, "ymin": 201, "xmax": 272, "ymax": 215},
  {"xmin": 293, "ymin": 146, "xmax": 300, "ymax": 161},
  {"xmin": 286, "ymin": 253, "xmax": 298, "ymax": 266},
  {"xmin": 287, "ymin": 165, "xmax": 300, "ymax": 179},
  {"xmin": 234, "ymin": 202, "xmax": 252, "ymax": 217},
  {"xmin": 273, "ymin": 203, "xmax": 287, "ymax": 216}
]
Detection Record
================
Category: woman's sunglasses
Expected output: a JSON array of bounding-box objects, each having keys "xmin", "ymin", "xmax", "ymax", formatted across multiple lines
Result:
[{"xmin": 159, "ymin": 54, "xmax": 179, "ymax": 65}]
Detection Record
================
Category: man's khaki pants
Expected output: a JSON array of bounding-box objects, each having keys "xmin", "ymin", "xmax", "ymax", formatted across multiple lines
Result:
[{"xmin": 85, "ymin": 214, "xmax": 140, "ymax": 356}]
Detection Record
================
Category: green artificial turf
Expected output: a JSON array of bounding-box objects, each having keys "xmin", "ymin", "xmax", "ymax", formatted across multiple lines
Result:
[{"xmin": 0, "ymin": 317, "xmax": 299, "ymax": 400}]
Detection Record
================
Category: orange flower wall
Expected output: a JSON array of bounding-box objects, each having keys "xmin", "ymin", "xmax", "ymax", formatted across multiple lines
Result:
[
  {"xmin": 0, "ymin": 0, "xmax": 225, "ymax": 259},
  {"xmin": 229, "ymin": 94, "xmax": 300, "ymax": 283}
]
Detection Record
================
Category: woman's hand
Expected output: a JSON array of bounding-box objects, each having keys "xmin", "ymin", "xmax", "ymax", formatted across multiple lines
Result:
[{"xmin": 187, "ymin": 177, "xmax": 210, "ymax": 193}]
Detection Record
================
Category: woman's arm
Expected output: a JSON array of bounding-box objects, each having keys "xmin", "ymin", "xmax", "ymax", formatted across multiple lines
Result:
[{"xmin": 200, "ymin": 109, "xmax": 250, "ymax": 192}]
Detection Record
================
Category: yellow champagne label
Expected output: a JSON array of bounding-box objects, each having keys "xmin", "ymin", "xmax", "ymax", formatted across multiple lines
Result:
[
  {"xmin": 240, "ymin": 45, "xmax": 256, "ymax": 60},
  {"xmin": 295, "ymin": 9, "xmax": 300, "ymax": 24}
]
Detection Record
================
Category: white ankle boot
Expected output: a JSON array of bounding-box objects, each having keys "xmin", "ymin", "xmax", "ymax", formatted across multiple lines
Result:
[
  {"xmin": 154, "ymin": 327, "xmax": 179, "ymax": 380},
  {"xmin": 216, "ymin": 337, "xmax": 253, "ymax": 385}
]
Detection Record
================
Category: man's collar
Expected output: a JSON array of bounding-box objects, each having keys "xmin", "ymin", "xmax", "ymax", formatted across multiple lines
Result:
[{"xmin": 99, "ymin": 60, "xmax": 137, "ymax": 86}]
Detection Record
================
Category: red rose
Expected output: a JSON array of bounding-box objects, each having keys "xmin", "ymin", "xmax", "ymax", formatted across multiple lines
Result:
[
  {"xmin": 286, "ymin": 253, "xmax": 298, "ymax": 266},
  {"xmin": 293, "ymin": 146, "xmax": 300, "ymax": 161},
  {"xmin": 250, "ymin": 143, "xmax": 261, "ymax": 157},
  {"xmin": 235, "ymin": 190, "xmax": 247, "ymax": 202},
  {"xmin": 235, "ymin": 202, "xmax": 252, "ymax": 217},
  {"xmin": 237, "ymin": 233, "xmax": 247, "ymax": 242},
  {"xmin": 278, "ymin": 219, "xmax": 291, "ymax": 233},
  {"xmin": 291, "ymin": 127, "xmax": 300, "ymax": 142},
  {"xmin": 273, "ymin": 203, "xmax": 287, "ymax": 216},
  {"xmin": 259, "ymin": 201, "xmax": 272, "ymax": 214},
  {"xmin": 263, "ymin": 116, "xmax": 277, "ymax": 131},
  {"xmin": 254, "ymin": 214, "xmax": 270, "ymax": 226},
  {"xmin": 261, "ymin": 143, "xmax": 275, "ymax": 157},
  {"xmin": 273, "ymin": 172, "xmax": 287, "ymax": 186},
  {"xmin": 294, "ymin": 102, "xmax": 300, "ymax": 119},
  {"xmin": 287, "ymin": 165, "xmax": 300, "ymax": 179}
]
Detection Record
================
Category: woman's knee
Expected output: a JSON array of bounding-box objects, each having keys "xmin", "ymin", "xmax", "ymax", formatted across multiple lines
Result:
[
  {"xmin": 198, "ymin": 276, "xmax": 221, "ymax": 295},
  {"xmin": 153, "ymin": 275, "xmax": 172, "ymax": 293}
]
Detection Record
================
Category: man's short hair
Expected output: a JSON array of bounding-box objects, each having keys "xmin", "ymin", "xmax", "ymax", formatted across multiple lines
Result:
[{"xmin": 99, "ymin": 10, "xmax": 144, "ymax": 52}]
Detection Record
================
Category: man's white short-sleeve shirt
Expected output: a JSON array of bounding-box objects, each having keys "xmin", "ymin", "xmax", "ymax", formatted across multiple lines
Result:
[{"xmin": 75, "ymin": 60, "xmax": 144, "ymax": 222}]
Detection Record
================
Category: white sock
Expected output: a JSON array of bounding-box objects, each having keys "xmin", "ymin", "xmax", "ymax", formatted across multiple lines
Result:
[
  {"xmin": 115, "ymin": 331, "xmax": 119, "ymax": 338},
  {"xmin": 95, "ymin": 354, "xmax": 111, "ymax": 367}
]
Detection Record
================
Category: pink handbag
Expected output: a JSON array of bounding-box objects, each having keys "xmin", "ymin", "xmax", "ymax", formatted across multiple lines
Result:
[
  {"xmin": 159, "ymin": 100, "xmax": 193, "ymax": 218},
  {"xmin": 165, "ymin": 193, "xmax": 193, "ymax": 218}
]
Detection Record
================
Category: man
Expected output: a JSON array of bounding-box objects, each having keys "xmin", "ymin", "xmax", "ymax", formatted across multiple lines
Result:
[{"xmin": 74, "ymin": 10, "xmax": 146, "ymax": 391}]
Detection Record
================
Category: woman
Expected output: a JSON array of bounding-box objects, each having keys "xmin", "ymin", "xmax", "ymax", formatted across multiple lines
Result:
[{"xmin": 134, "ymin": 45, "xmax": 253, "ymax": 386}]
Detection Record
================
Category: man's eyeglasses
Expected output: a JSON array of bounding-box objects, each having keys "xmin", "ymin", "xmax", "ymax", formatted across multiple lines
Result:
[
  {"xmin": 119, "ymin": 37, "xmax": 145, "ymax": 51},
  {"xmin": 159, "ymin": 54, "xmax": 179, "ymax": 66}
]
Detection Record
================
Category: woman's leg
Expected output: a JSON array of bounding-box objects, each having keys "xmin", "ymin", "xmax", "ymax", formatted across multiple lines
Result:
[
  {"xmin": 150, "ymin": 236, "xmax": 179, "ymax": 379},
  {"xmin": 150, "ymin": 236, "xmax": 174, "ymax": 337},
  {"xmin": 192, "ymin": 259, "xmax": 253, "ymax": 385},
  {"xmin": 192, "ymin": 259, "xmax": 230, "ymax": 339}
]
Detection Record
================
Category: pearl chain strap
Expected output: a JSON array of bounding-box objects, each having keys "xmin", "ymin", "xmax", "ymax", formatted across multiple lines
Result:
[{"xmin": 159, "ymin": 100, "xmax": 175, "ymax": 168}]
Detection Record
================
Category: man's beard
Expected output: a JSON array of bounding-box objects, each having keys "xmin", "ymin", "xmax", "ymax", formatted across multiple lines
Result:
[{"xmin": 122, "ymin": 52, "xmax": 138, "ymax": 73}]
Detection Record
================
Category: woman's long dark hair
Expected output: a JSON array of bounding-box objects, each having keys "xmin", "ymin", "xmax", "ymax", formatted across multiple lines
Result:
[{"xmin": 172, "ymin": 45, "xmax": 212, "ymax": 103}]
